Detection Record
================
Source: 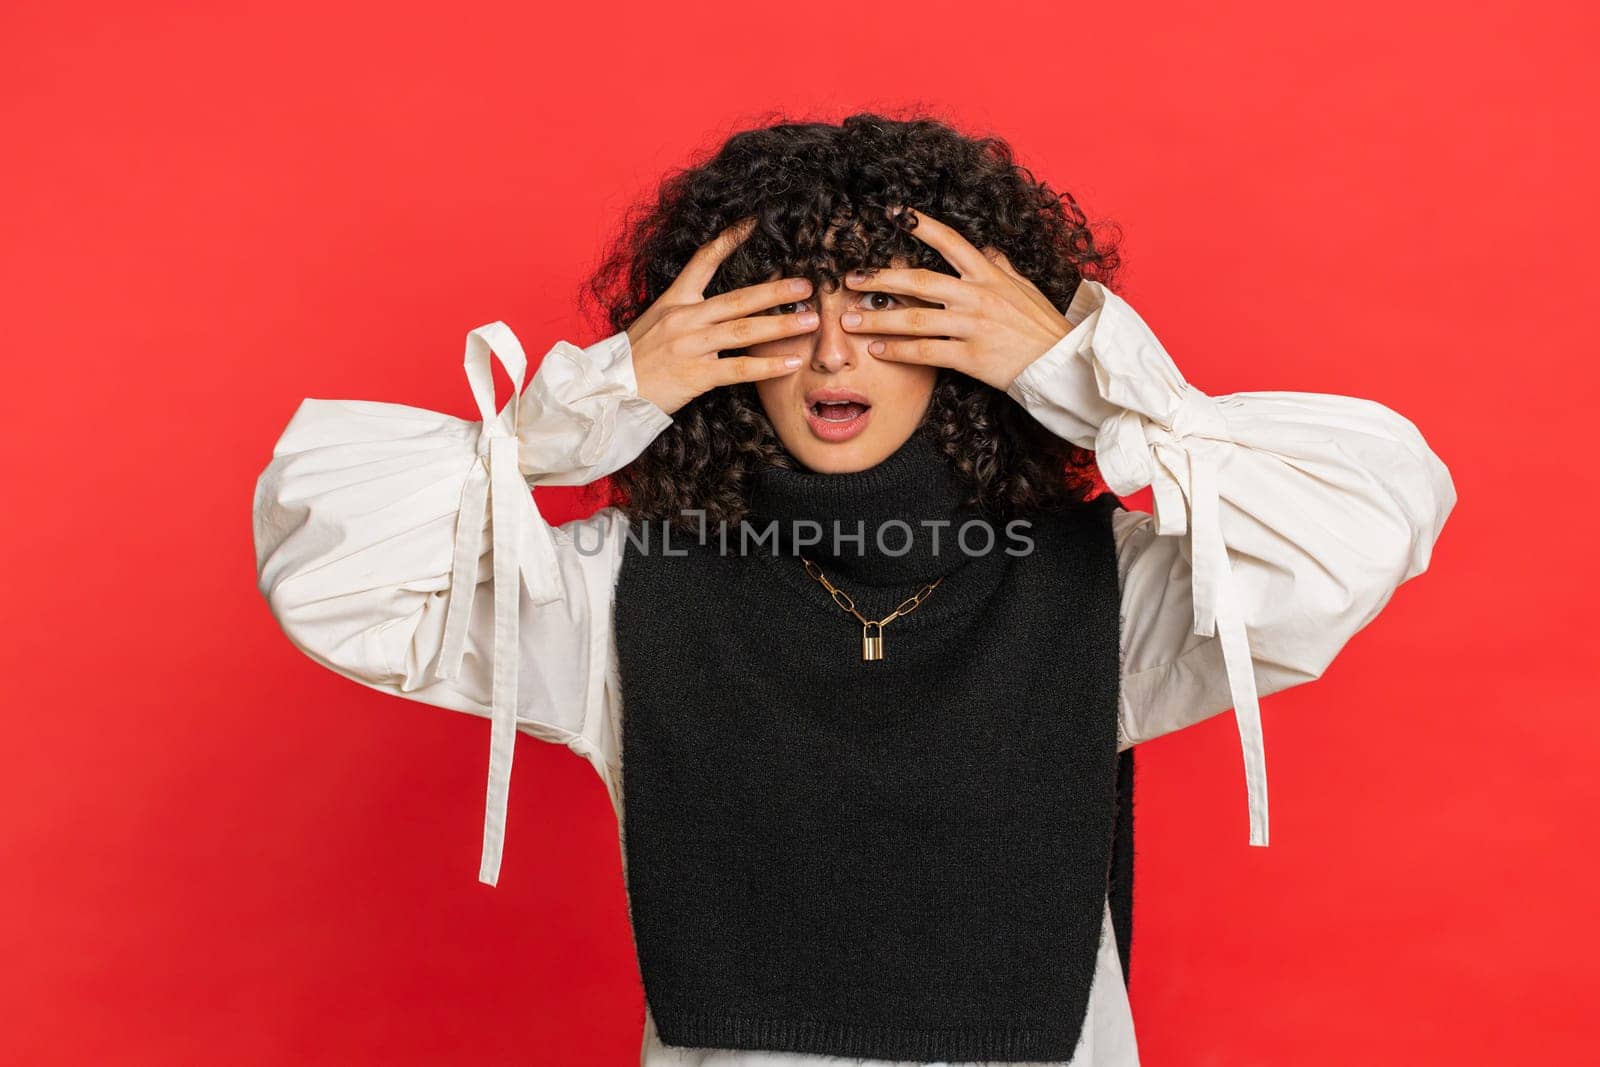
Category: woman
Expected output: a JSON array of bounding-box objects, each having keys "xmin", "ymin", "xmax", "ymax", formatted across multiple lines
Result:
[{"xmin": 252, "ymin": 114, "xmax": 1456, "ymax": 1066}]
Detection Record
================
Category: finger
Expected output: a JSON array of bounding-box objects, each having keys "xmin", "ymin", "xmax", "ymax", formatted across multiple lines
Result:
[
  {"xmin": 888, "ymin": 206, "xmax": 996, "ymax": 280},
  {"xmin": 698, "ymin": 351, "xmax": 806, "ymax": 390},
  {"xmin": 685, "ymin": 308, "xmax": 820, "ymax": 352},
  {"xmin": 843, "ymin": 265, "xmax": 970, "ymax": 307},
  {"xmin": 839, "ymin": 305, "xmax": 976, "ymax": 339},
  {"xmin": 673, "ymin": 216, "xmax": 759, "ymax": 298},
  {"xmin": 863, "ymin": 336, "xmax": 967, "ymax": 370},
  {"xmin": 684, "ymin": 275, "xmax": 813, "ymax": 328}
]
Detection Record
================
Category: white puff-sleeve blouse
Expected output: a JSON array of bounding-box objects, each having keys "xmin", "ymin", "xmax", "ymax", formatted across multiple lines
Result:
[{"xmin": 251, "ymin": 279, "xmax": 1457, "ymax": 1067}]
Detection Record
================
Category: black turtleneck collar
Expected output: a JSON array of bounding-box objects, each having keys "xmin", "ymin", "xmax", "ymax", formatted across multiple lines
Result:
[{"xmin": 745, "ymin": 428, "xmax": 999, "ymax": 587}]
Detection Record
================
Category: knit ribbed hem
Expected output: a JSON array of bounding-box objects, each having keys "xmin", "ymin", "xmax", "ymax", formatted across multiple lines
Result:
[{"xmin": 653, "ymin": 1008, "xmax": 1084, "ymax": 1062}]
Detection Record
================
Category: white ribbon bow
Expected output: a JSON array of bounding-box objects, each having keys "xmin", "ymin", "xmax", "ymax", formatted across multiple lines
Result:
[
  {"xmin": 1096, "ymin": 384, "xmax": 1269, "ymax": 847},
  {"xmin": 433, "ymin": 321, "xmax": 567, "ymax": 886}
]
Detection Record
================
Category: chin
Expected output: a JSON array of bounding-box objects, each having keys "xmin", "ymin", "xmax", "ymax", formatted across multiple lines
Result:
[{"xmin": 777, "ymin": 422, "xmax": 913, "ymax": 474}]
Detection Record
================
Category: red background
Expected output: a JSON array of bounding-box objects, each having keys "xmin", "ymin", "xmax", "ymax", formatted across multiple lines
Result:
[{"xmin": 3, "ymin": 1, "xmax": 1594, "ymax": 1063}]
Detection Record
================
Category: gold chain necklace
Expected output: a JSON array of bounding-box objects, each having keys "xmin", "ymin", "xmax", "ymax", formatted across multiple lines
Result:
[{"xmin": 799, "ymin": 555, "xmax": 945, "ymax": 661}]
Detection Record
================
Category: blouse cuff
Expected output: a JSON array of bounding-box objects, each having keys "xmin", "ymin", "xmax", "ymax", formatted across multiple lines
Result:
[
  {"xmin": 509, "ymin": 329, "xmax": 675, "ymax": 487},
  {"xmin": 1007, "ymin": 280, "xmax": 1268, "ymax": 847}
]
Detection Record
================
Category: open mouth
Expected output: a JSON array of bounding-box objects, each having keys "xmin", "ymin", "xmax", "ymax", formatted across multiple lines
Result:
[
  {"xmin": 811, "ymin": 399, "xmax": 870, "ymax": 422},
  {"xmin": 803, "ymin": 394, "xmax": 873, "ymax": 442}
]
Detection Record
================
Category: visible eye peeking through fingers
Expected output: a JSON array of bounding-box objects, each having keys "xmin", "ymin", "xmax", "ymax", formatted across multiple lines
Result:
[{"xmin": 765, "ymin": 291, "xmax": 904, "ymax": 317}]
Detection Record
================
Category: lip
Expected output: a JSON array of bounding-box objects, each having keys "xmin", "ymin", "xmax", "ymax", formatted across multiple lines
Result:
[
  {"xmin": 805, "ymin": 387, "xmax": 872, "ymax": 406},
  {"xmin": 802, "ymin": 387, "xmax": 873, "ymax": 443}
]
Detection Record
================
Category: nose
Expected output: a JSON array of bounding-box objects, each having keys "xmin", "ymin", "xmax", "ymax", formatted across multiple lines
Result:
[{"xmin": 808, "ymin": 305, "xmax": 857, "ymax": 373}]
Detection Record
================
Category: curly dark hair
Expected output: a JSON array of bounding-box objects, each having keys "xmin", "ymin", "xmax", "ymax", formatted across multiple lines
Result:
[{"xmin": 578, "ymin": 109, "xmax": 1126, "ymax": 529}]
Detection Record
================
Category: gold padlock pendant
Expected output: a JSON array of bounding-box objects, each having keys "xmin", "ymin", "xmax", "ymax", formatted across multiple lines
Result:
[{"xmin": 862, "ymin": 621, "xmax": 884, "ymax": 661}]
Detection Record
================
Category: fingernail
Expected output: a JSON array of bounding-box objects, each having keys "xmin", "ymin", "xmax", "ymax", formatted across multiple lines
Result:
[
  {"xmin": 845, "ymin": 270, "xmax": 865, "ymax": 284},
  {"xmin": 869, "ymin": 341, "xmax": 885, "ymax": 355},
  {"xmin": 797, "ymin": 311, "xmax": 818, "ymax": 325},
  {"xmin": 788, "ymin": 278, "xmax": 809, "ymax": 293},
  {"xmin": 841, "ymin": 312, "xmax": 862, "ymax": 327},
  {"xmin": 785, "ymin": 356, "xmax": 803, "ymax": 367}
]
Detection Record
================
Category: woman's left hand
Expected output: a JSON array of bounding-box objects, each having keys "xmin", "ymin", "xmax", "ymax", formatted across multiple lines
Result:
[{"xmin": 840, "ymin": 207, "xmax": 1075, "ymax": 392}]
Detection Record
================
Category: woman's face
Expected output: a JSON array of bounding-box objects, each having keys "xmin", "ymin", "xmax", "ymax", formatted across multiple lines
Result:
[{"xmin": 747, "ymin": 257, "xmax": 941, "ymax": 474}]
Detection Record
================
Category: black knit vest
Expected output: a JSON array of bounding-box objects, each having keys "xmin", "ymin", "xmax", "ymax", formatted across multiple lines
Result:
[{"xmin": 612, "ymin": 428, "xmax": 1124, "ymax": 1062}]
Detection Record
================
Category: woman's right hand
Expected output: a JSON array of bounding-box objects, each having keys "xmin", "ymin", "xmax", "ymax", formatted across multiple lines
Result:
[{"xmin": 627, "ymin": 217, "xmax": 820, "ymax": 416}]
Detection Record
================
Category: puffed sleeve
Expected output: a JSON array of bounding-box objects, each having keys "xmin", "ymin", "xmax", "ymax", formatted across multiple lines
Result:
[
  {"xmin": 1006, "ymin": 279, "xmax": 1457, "ymax": 847},
  {"xmin": 251, "ymin": 323, "xmax": 673, "ymax": 885}
]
